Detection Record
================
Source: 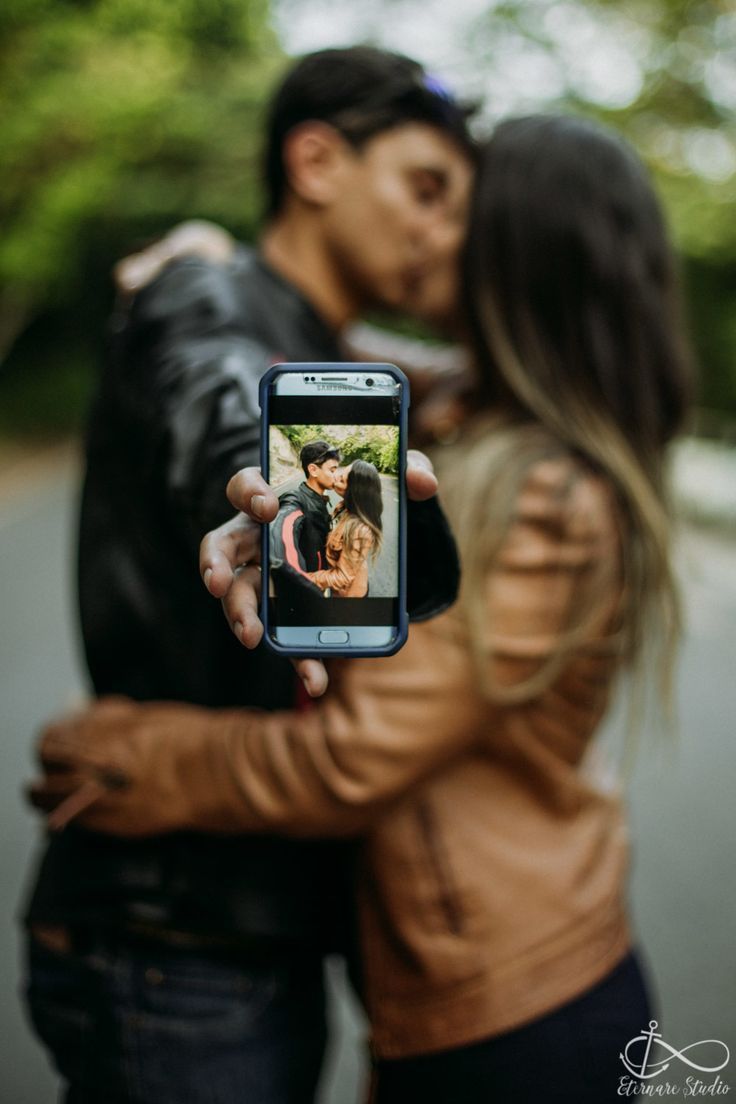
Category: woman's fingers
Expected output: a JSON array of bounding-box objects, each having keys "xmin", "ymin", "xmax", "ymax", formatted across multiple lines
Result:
[
  {"xmin": 200, "ymin": 469, "xmax": 279, "ymax": 598},
  {"xmin": 199, "ymin": 513, "xmax": 262, "ymax": 598},
  {"xmin": 293, "ymin": 659, "xmax": 329, "ymax": 698},
  {"xmin": 46, "ymin": 781, "xmax": 108, "ymax": 832},
  {"xmin": 221, "ymin": 569, "xmax": 328, "ymax": 694},
  {"xmin": 406, "ymin": 450, "xmax": 439, "ymax": 500},
  {"xmin": 222, "ymin": 565, "xmax": 264, "ymax": 648},
  {"xmin": 113, "ymin": 221, "xmax": 235, "ymax": 295}
]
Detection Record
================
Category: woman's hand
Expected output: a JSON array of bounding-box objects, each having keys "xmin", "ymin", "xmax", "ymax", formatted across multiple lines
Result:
[
  {"xmin": 199, "ymin": 451, "xmax": 439, "ymax": 698},
  {"xmin": 26, "ymin": 698, "xmax": 234, "ymax": 836},
  {"xmin": 113, "ymin": 220, "xmax": 236, "ymax": 296}
]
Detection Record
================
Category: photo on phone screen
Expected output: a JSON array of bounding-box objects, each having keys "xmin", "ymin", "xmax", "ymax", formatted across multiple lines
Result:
[
  {"xmin": 269, "ymin": 423, "xmax": 399, "ymax": 602},
  {"xmin": 261, "ymin": 365, "xmax": 407, "ymax": 654}
]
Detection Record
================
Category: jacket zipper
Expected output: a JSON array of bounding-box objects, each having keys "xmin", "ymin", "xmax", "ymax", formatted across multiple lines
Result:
[{"xmin": 416, "ymin": 799, "xmax": 464, "ymax": 935}]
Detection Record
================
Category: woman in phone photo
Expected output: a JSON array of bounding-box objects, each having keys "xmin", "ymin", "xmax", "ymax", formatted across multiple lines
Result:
[{"xmin": 310, "ymin": 460, "xmax": 384, "ymax": 598}]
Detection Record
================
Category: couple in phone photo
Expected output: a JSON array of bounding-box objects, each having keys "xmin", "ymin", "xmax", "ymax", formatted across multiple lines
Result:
[{"xmin": 271, "ymin": 439, "xmax": 384, "ymax": 599}]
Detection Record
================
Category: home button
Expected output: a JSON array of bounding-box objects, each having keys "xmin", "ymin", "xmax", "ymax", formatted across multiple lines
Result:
[{"xmin": 318, "ymin": 630, "xmax": 350, "ymax": 645}]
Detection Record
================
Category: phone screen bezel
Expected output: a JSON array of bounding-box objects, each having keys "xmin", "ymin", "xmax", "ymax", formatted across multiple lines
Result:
[{"xmin": 260, "ymin": 363, "xmax": 408, "ymax": 658}]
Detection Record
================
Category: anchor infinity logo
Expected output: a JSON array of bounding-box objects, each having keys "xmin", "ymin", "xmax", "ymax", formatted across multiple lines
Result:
[{"xmin": 621, "ymin": 1021, "xmax": 731, "ymax": 1080}]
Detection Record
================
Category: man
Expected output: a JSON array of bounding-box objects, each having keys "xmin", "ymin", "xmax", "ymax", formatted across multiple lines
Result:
[
  {"xmin": 273, "ymin": 441, "xmax": 340, "ymax": 578},
  {"xmin": 23, "ymin": 46, "xmax": 474, "ymax": 1104}
]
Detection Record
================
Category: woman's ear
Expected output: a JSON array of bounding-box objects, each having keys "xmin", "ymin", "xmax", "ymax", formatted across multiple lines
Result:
[{"xmin": 281, "ymin": 122, "xmax": 351, "ymax": 208}]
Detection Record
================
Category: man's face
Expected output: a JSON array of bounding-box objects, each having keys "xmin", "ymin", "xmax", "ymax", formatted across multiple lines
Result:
[
  {"xmin": 308, "ymin": 458, "xmax": 338, "ymax": 491},
  {"xmin": 322, "ymin": 124, "xmax": 473, "ymax": 322}
]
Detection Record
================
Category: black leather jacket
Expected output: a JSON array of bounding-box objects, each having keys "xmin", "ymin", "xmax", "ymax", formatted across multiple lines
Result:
[
  {"xmin": 24, "ymin": 247, "xmax": 459, "ymax": 944},
  {"xmin": 274, "ymin": 482, "xmax": 332, "ymax": 572}
]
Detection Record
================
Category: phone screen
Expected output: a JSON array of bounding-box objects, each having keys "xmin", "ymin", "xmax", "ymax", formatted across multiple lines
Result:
[{"xmin": 265, "ymin": 366, "xmax": 404, "ymax": 653}]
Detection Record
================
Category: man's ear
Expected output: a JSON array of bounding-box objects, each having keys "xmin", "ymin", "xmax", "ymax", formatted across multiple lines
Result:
[{"xmin": 282, "ymin": 122, "xmax": 352, "ymax": 208}]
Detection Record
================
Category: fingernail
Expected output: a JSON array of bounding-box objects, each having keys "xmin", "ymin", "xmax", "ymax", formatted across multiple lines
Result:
[
  {"xmin": 304, "ymin": 672, "xmax": 324, "ymax": 698},
  {"xmin": 204, "ymin": 568, "xmax": 213, "ymax": 590},
  {"xmin": 233, "ymin": 621, "xmax": 244, "ymax": 642},
  {"xmin": 251, "ymin": 494, "xmax": 265, "ymax": 519}
]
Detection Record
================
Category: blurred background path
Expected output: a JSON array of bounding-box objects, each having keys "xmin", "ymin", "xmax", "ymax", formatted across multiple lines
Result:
[{"xmin": 1, "ymin": 452, "xmax": 734, "ymax": 1101}]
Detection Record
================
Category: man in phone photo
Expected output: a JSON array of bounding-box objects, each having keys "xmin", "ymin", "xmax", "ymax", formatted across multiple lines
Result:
[
  {"xmin": 22, "ymin": 45, "xmax": 474, "ymax": 1104},
  {"xmin": 272, "ymin": 440, "xmax": 341, "ymax": 580},
  {"xmin": 270, "ymin": 438, "xmax": 389, "ymax": 606}
]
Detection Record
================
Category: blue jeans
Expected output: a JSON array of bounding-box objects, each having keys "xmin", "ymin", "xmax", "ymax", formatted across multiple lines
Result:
[{"xmin": 24, "ymin": 930, "xmax": 327, "ymax": 1104}]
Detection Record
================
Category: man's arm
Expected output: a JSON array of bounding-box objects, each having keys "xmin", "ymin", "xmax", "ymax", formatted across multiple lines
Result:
[{"xmin": 112, "ymin": 254, "xmax": 268, "ymax": 551}]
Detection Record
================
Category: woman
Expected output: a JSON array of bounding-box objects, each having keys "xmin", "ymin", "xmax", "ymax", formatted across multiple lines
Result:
[
  {"xmin": 31, "ymin": 116, "xmax": 692, "ymax": 1102},
  {"xmin": 310, "ymin": 459, "xmax": 383, "ymax": 597}
]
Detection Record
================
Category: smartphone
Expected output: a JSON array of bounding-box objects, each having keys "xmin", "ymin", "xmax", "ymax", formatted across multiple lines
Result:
[{"xmin": 259, "ymin": 363, "xmax": 408, "ymax": 658}]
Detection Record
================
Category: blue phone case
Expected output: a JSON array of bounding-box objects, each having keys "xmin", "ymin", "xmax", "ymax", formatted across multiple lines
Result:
[{"xmin": 259, "ymin": 362, "xmax": 409, "ymax": 658}]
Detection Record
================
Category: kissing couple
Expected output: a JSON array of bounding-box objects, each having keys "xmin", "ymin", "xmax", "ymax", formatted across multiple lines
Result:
[{"xmin": 271, "ymin": 439, "xmax": 384, "ymax": 599}]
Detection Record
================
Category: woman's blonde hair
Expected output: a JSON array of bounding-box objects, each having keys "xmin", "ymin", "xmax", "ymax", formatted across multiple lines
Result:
[{"xmin": 443, "ymin": 115, "xmax": 694, "ymax": 709}]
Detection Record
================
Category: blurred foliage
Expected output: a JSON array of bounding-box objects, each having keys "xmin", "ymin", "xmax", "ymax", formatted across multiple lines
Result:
[
  {"xmin": 0, "ymin": 0, "xmax": 284, "ymax": 437},
  {"xmin": 1, "ymin": 0, "xmax": 735, "ymax": 437},
  {"xmin": 279, "ymin": 425, "xmax": 399, "ymax": 474},
  {"xmin": 279, "ymin": 425, "xmax": 328, "ymax": 457},
  {"xmin": 455, "ymin": 0, "xmax": 736, "ymax": 416}
]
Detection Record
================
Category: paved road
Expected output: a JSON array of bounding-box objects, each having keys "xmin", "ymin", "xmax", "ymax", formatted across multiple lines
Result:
[{"xmin": 1, "ymin": 456, "xmax": 734, "ymax": 1100}]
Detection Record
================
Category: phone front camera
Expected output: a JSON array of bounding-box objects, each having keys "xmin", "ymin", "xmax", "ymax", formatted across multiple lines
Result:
[{"xmin": 366, "ymin": 378, "xmax": 374, "ymax": 387}]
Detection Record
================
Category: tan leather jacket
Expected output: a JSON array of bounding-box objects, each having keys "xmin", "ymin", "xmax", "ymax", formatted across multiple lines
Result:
[
  {"xmin": 310, "ymin": 514, "xmax": 374, "ymax": 597},
  {"xmin": 38, "ymin": 457, "xmax": 631, "ymax": 1058}
]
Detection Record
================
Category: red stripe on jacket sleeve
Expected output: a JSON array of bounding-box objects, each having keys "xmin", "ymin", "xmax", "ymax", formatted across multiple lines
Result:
[{"xmin": 282, "ymin": 509, "xmax": 311, "ymax": 576}]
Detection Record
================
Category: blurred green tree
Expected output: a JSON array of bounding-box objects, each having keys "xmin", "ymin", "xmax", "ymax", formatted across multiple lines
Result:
[
  {"xmin": 451, "ymin": 0, "xmax": 736, "ymax": 418},
  {"xmin": 0, "ymin": 0, "xmax": 283, "ymax": 435},
  {"xmin": 279, "ymin": 425, "xmax": 399, "ymax": 474}
]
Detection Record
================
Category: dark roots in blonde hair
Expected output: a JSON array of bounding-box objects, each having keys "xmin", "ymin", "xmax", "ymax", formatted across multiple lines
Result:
[{"xmin": 456, "ymin": 115, "xmax": 695, "ymax": 708}]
